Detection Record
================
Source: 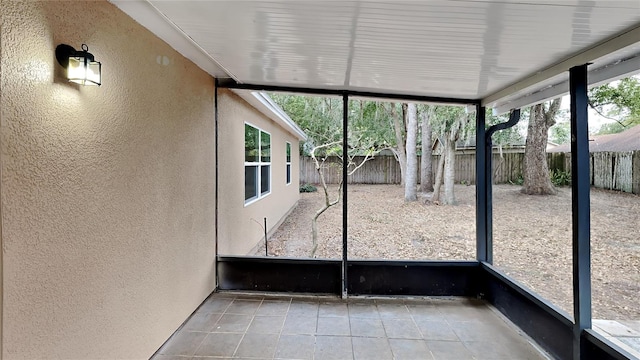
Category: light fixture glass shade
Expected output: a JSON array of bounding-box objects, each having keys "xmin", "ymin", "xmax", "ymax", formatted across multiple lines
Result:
[{"xmin": 67, "ymin": 55, "xmax": 101, "ymax": 86}]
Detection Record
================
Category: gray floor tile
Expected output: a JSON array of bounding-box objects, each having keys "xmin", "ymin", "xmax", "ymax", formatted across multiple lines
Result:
[
  {"xmin": 348, "ymin": 303, "xmax": 380, "ymax": 319},
  {"xmin": 594, "ymin": 320, "xmax": 640, "ymax": 337},
  {"xmin": 463, "ymin": 340, "xmax": 545, "ymax": 360},
  {"xmin": 197, "ymin": 297, "xmax": 233, "ymax": 313},
  {"xmin": 150, "ymin": 355, "xmax": 192, "ymax": 360},
  {"xmin": 257, "ymin": 300, "xmax": 291, "ymax": 316},
  {"xmin": 235, "ymin": 333, "xmax": 279, "ymax": 358},
  {"xmin": 152, "ymin": 293, "xmax": 549, "ymax": 360},
  {"xmin": 275, "ymin": 334, "xmax": 315, "ymax": 360},
  {"xmin": 211, "ymin": 314, "xmax": 253, "ymax": 333},
  {"xmin": 282, "ymin": 315, "xmax": 317, "ymax": 335},
  {"xmin": 449, "ymin": 320, "xmax": 514, "ymax": 342},
  {"xmin": 438, "ymin": 301, "xmax": 495, "ymax": 322},
  {"xmin": 389, "ymin": 338, "xmax": 434, "ymax": 360},
  {"xmin": 407, "ymin": 303, "xmax": 443, "ymax": 320},
  {"xmin": 317, "ymin": 316, "xmax": 351, "ymax": 336},
  {"xmin": 288, "ymin": 301, "xmax": 319, "ymax": 317},
  {"xmin": 427, "ymin": 340, "xmax": 474, "ymax": 360},
  {"xmin": 234, "ymin": 294, "xmax": 266, "ymax": 300},
  {"xmin": 194, "ymin": 332, "xmax": 243, "ymax": 357},
  {"xmin": 319, "ymin": 302, "xmax": 349, "ymax": 317},
  {"xmin": 350, "ymin": 318, "xmax": 386, "ymax": 338},
  {"xmin": 159, "ymin": 331, "xmax": 207, "ymax": 356},
  {"xmin": 377, "ymin": 303, "xmax": 411, "ymax": 319},
  {"xmin": 352, "ymin": 337, "xmax": 393, "ymax": 360},
  {"xmin": 382, "ymin": 318, "xmax": 422, "ymax": 339},
  {"xmin": 314, "ymin": 335, "xmax": 353, "ymax": 360},
  {"xmin": 247, "ymin": 315, "xmax": 286, "ymax": 334},
  {"xmin": 182, "ymin": 312, "xmax": 222, "ymax": 332},
  {"xmin": 414, "ymin": 319, "xmax": 459, "ymax": 341},
  {"xmin": 262, "ymin": 294, "xmax": 294, "ymax": 301},
  {"xmin": 226, "ymin": 299, "xmax": 262, "ymax": 315},
  {"xmin": 618, "ymin": 321, "xmax": 640, "ymax": 333}
]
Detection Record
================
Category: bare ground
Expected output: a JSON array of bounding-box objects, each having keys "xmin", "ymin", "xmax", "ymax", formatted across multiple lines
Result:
[{"xmin": 258, "ymin": 184, "xmax": 640, "ymax": 320}]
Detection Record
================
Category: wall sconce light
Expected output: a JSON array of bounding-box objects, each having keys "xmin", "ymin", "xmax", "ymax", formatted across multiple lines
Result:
[{"xmin": 55, "ymin": 44, "xmax": 101, "ymax": 86}]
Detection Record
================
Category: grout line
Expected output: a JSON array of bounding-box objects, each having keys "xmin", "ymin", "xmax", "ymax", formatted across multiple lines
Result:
[
  {"xmin": 230, "ymin": 296, "xmax": 264, "ymax": 358},
  {"xmin": 270, "ymin": 297, "xmax": 291, "ymax": 359}
]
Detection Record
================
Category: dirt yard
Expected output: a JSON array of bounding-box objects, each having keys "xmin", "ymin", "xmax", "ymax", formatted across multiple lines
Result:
[{"xmin": 259, "ymin": 184, "xmax": 640, "ymax": 320}]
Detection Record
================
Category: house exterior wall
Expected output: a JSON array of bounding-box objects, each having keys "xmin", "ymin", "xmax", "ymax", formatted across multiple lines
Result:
[
  {"xmin": 217, "ymin": 89, "xmax": 300, "ymax": 255},
  {"xmin": 0, "ymin": 1, "xmax": 216, "ymax": 358}
]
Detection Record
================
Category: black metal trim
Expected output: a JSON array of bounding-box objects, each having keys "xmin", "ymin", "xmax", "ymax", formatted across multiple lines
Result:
[
  {"xmin": 483, "ymin": 109, "xmax": 521, "ymax": 263},
  {"xmin": 342, "ymin": 93, "xmax": 349, "ymax": 298},
  {"xmin": 217, "ymin": 256, "xmax": 342, "ymax": 294},
  {"xmin": 216, "ymin": 78, "xmax": 480, "ymax": 106},
  {"xmin": 569, "ymin": 64, "xmax": 592, "ymax": 360},
  {"xmin": 481, "ymin": 263, "xmax": 573, "ymax": 360},
  {"xmin": 582, "ymin": 329, "xmax": 637, "ymax": 360},
  {"xmin": 218, "ymin": 255, "xmax": 341, "ymax": 264},
  {"xmin": 348, "ymin": 260, "xmax": 481, "ymax": 296},
  {"xmin": 482, "ymin": 263, "xmax": 573, "ymax": 326},
  {"xmin": 475, "ymin": 106, "xmax": 489, "ymax": 262},
  {"xmin": 214, "ymin": 79, "xmax": 220, "ymax": 289},
  {"xmin": 213, "ymin": 255, "xmax": 631, "ymax": 360},
  {"xmin": 350, "ymin": 259, "xmax": 479, "ymax": 267},
  {"xmin": 486, "ymin": 109, "xmax": 521, "ymax": 139}
]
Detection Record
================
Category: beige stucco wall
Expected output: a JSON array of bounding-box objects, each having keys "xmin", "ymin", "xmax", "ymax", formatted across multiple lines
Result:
[
  {"xmin": 0, "ymin": 1, "xmax": 216, "ymax": 358},
  {"xmin": 218, "ymin": 90, "xmax": 300, "ymax": 255}
]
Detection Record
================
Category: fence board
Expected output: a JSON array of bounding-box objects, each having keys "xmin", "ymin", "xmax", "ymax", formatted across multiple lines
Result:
[
  {"xmin": 300, "ymin": 153, "xmax": 523, "ymax": 186},
  {"xmin": 634, "ymin": 152, "xmax": 640, "ymax": 194},
  {"xmin": 593, "ymin": 153, "xmax": 612, "ymax": 190},
  {"xmin": 299, "ymin": 150, "xmax": 639, "ymax": 195},
  {"xmin": 614, "ymin": 152, "xmax": 633, "ymax": 193}
]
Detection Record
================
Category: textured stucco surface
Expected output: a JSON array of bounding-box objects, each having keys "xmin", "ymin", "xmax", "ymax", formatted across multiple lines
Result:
[
  {"xmin": 0, "ymin": 1, "xmax": 216, "ymax": 358},
  {"xmin": 218, "ymin": 90, "xmax": 300, "ymax": 255}
]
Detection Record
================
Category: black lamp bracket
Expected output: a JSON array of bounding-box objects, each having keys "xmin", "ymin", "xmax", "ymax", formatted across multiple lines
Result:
[{"xmin": 55, "ymin": 44, "xmax": 95, "ymax": 68}]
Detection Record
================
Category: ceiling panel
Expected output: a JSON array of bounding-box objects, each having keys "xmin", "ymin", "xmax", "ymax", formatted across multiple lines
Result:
[{"xmin": 115, "ymin": 0, "xmax": 640, "ymax": 103}]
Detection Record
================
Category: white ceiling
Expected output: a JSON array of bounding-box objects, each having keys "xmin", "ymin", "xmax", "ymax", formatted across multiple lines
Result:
[{"xmin": 112, "ymin": 0, "xmax": 640, "ymax": 110}]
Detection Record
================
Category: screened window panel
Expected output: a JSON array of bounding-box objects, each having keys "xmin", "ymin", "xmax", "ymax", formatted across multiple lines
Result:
[
  {"xmin": 260, "ymin": 131, "xmax": 271, "ymax": 162},
  {"xmin": 261, "ymin": 165, "xmax": 270, "ymax": 195},
  {"xmin": 245, "ymin": 165, "xmax": 258, "ymax": 201},
  {"xmin": 245, "ymin": 125, "xmax": 259, "ymax": 162}
]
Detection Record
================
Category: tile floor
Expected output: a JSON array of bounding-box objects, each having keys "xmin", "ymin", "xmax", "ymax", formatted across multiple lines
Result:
[
  {"xmin": 152, "ymin": 292, "xmax": 549, "ymax": 360},
  {"xmin": 593, "ymin": 319, "xmax": 640, "ymax": 358}
]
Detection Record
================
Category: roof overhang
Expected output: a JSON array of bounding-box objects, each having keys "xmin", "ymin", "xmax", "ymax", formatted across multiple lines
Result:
[
  {"xmin": 232, "ymin": 89, "xmax": 308, "ymax": 141},
  {"xmin": 110, "ymin": 0, "xmax": 640, "ymax": 113}
]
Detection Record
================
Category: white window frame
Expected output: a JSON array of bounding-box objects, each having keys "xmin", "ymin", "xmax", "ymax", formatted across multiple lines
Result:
[
  {"xmin": 286, "ymin": 142, "xmax": 292, "ymax": 185},
  {"xmin": 244, "ymin": 123, "xmax": 271, "ymax": 206}
]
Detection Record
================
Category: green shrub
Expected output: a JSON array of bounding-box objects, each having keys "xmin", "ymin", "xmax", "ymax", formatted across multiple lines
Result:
[
  {"xmin": 550, "ymin": 169, "xmax": 571, "ymax": 187},
  {"xmin": 299, "ymin": 183, "xmax": 318, "ymax": 193},
  {"xmin": 509, "ymin": 174, "xmax": 524, "ymax": 186}
]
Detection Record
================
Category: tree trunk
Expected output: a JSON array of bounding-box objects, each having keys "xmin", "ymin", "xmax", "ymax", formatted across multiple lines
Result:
[
  {"xmin": 420, "ymin": 110, "xmax": 433, "ymax": 192},
  {"xmin": 391, "ymin": 104, "xmax": 407, "ymax": 186},
  {"xmin": 405, "ymin": 103, "xmax": 418, "ymax": 201},
  {"xmin": 522, "ymin": 99, "xmax": 561, "ymax": 195},
  {"xmin": 443, "ymin": 136, "xmax": 457, "ymax": 204},
  {"xmin": 431, "ymin": 151, "xmax": 446, "ymax": 203}
]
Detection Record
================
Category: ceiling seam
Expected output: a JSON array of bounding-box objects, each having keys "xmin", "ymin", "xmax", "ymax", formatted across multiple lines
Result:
[
  {"xmin": 144, "ymin": 0, "xmax": 241, "ymax": 82},
  {"xmin": 344, "ymin": 2, "xmax": 362, "ymax": 87}
]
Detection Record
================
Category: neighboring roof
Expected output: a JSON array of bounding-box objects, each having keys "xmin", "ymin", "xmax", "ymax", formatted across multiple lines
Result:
[
  {"xmin": 548, "ymin": 124, "xmax": 640, "ymax": 153},
  {"xmin": 112, "ymin": 1, "xmax": 640, "ymax": 113},
  {"xmin": 234, "ymin": 90, "xmax": 307, "ymax": 141}
]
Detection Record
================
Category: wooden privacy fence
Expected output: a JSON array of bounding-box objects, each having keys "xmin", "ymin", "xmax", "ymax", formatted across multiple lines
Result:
[
  {"xmin": 300, "ymin": 151, "xmax": 640, "ymax": 194},
  {"xmin": 300, "ymin": 153, "xmax": 525, "ymax": 185}
]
